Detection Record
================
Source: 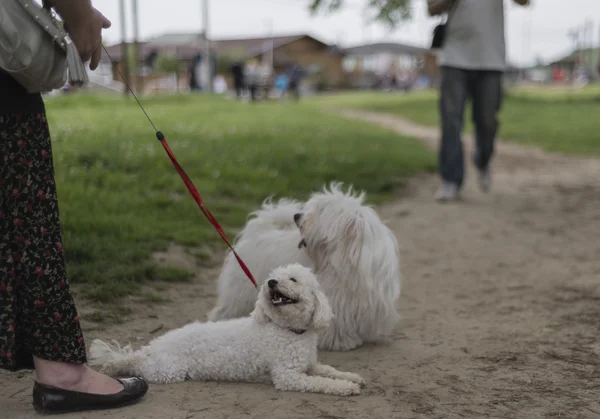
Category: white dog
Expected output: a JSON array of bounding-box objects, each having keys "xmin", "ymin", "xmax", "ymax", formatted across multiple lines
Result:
[
  {"xmin": 208, "ymin": 182, "xmax": 401, "ymax": 351},
  {"xmin": 88, "ymin": 264, "xmax": 366, "ymax": 396}
]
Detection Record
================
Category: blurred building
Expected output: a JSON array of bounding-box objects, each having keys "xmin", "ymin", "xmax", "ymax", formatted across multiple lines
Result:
[
  {"xmin": 101, "ymin": 33, "xmax": 345, "ymax": 94},
  {"xmin": 341, "ymin": 42, "xmax": 440, "ymax": 90},
  {"xmin": 100, "ymin": 33, "xmax": 448, "ymax": 94},
  {"xmin": 546, "ymin": 47, "xmax": 599, "ymax": 83}
]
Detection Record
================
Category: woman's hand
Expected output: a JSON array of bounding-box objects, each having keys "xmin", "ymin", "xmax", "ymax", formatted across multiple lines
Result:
[
  {"xmin": 66, "ymin": 8, "xmax": 111, "ymax": 70},
  {"xmin": 50, "ymin": 0, "xmax": 112, "ymax": 70}
]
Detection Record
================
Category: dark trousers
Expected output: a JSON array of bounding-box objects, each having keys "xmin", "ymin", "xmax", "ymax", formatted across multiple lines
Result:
[
  {"xmin": 249, "ymin": 84, "xmax": 257, "ymax": 101},
  {"xmin": 0, "ymin": 113, "xmax": 86, "ymax": 371},
  {"xmin": 288, "ymin": 81, "xmax": 300, "ymax": 101},
  {"xmin": 235, "ymin": 86, "xmax": 243, "ymax": 98},
  {"xmin": 234, "ymin": 79, "xmax": 243, "ymax": 98},
  {"xmin": 439, "ymin": 66, "xmax": 503, "ymax": 187}
]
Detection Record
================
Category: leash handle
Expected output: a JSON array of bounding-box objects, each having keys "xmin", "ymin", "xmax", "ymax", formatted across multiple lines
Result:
[{"xmin": 156, "ymin": 132, "xmax": 258, "ymax": 288}]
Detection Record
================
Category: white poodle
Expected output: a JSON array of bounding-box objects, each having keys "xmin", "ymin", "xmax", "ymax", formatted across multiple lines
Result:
[
  {"xmin": 208, "ymin": 182, "xmax": 401, "ymax": 352},
  {"xmin": 88, "ymin": 264, "xmax": 366, "ymax": 396}
]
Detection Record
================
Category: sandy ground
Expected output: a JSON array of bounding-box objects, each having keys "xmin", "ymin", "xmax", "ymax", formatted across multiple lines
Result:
[{"xmin": 2, "ymin": 112, "xmax": 600, "ymax": 419}]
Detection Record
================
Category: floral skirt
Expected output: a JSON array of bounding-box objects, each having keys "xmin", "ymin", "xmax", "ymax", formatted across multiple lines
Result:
[{"xmin": 0, "ymin": 112, "xmax": 87, "ymax": 371}]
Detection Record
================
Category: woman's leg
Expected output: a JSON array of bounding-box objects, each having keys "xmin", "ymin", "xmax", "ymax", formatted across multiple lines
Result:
[{"xmin": 0, "ymin": 112, "xmax": 120, "ymax": 394}]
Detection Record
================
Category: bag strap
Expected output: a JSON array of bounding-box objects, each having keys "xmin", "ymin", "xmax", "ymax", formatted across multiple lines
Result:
[{"xmin": 17, "ymin": 0, "xmax": 67, "ymax": 50}]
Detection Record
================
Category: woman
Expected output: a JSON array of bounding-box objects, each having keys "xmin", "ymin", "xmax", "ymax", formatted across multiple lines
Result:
[{"xmin": 0, "ymin": 0, "xmax": 148, "ymax": 414}]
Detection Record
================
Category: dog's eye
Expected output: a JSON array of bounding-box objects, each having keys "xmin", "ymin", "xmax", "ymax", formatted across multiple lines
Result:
[{"xmin": 289, "ymin": 277, "xmax": 297, "ymax": 283}]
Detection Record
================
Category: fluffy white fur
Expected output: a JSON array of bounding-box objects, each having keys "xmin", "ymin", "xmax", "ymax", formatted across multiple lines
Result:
[
  {"xmin": 88, "ymin": 264, "xmax": 366, "ymax": 396},
  {"xmin": 208, "ymin": 182, "xmax": 401, "ymax": 351}
]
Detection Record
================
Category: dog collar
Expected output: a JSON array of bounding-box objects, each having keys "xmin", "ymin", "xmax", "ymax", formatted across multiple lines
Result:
[{"xmin": 290, "ymin": 329, "xmax": 307, "ymax": 335}]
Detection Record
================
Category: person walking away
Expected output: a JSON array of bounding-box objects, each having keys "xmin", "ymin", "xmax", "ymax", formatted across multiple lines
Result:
[
  {"xmin": 0, "ymin": 0, "xmax": 148, "ymax": 414},
  {"xmin": 428, "ymin": 0, "xmax": 530, "ymax": 201}
]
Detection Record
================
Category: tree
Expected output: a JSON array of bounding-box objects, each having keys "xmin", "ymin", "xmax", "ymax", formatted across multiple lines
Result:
[
  {"xmin": 215, "ymin": 48, "xmax": 246, "ymax": 75},
  {"xmin": 156, "ymin": 54, "xmax": 182, "ymax": 91},
  {"xmin": 309, "ymin": 0, "xmax": 412, "ymax": 28},
  {"xmin": 126, "ymin": 44, "xmax": 140, "ymax": 76}
]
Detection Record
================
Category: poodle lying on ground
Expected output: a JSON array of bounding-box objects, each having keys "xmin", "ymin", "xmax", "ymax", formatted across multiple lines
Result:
[
  {"xmin": 208, "ymin": 182, "xmax": 402, "ymax": 351},
  {"xmin": 89, "ymin": 264, "xmax": 366, "ymax": 396}
]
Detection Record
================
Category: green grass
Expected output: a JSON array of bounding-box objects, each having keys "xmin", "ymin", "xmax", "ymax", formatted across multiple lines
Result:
[
  {"xmin": 45, "ymin": 93, "xmax": 435, "ymax": 303},
  {"xmin": 508, "ymin": 84, "xmax": 600, "ymax": 101},
  {"xmin": 139, "ymin": 292, "xmax": 170, "ymax": 304},
  {"xmin": 85, "ymin": 306, "xmax": 132, "ymax": 324},
  {"xmin": 318, "ymin": 87, "xmax": 600, "ymax": 155}
]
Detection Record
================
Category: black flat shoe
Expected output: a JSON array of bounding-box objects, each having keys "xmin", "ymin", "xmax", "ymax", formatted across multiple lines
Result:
[{"xmin": 32, "ymin": 377, "xmax": 149, "ymax": 415}]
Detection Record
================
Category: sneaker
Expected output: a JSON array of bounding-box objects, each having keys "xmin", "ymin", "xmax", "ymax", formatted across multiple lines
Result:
[
  {"xmin": 435, "ymin": 182, "xmax": 459, "ymax": 202},
  {"xmin": 478, "ymin": 167, "xmax": 491, "ymax": 192}
]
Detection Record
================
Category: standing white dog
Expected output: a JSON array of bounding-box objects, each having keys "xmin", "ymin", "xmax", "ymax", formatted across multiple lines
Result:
[
  {"xmin": 88, "ymin": 264, "xmax": 365, "ymax": 396},
  {"xmin": 208, "ymin": 182, "xmax": 401, "ymax": 351}
]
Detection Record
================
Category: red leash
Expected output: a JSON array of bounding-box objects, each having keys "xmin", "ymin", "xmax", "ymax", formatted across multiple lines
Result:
[
  {"xmin": 156, "ymin": 132, "xmax": 257, "ymax": 288},
  {"xmin": 101, "ymin": 45, "xmax": 256, "ymax": 288}
]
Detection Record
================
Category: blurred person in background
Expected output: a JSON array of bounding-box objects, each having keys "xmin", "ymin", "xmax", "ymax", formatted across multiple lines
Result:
[
  {"xmin": 286, "ymin": 63, "xmax": 304, "ymax": 101},
  {"xmin": 244, "ymin": 59, "xmax": 259, "ymax": 101},
  {"xmin": 275, "ymin": 73, "xmax": 289, "ymax": 100},
  {"xmin": 231, "ymin": 60, "xmax": 245, "ymax": 99},
  {"xmin": 258, "ymin": 60, "xmax": 273, "ymax": 100}
]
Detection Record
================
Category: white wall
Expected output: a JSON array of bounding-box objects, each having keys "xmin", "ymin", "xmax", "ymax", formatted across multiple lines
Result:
[{"xmin": 343, "ymin": 52, "xmax": 420, "ymax": 75}]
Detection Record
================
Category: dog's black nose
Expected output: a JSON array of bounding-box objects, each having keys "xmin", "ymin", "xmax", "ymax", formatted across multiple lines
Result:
[
  {"xmin": 268, "ymin": 279, "xmax": 278, "ymax": 289},
  {"xmin": 294, "ymin": 213, "xmax": 302, "ymax": 223}
]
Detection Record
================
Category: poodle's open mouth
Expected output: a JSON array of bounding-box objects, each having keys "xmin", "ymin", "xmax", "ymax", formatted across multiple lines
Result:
[
  {"xmin": 270, "ymin": 289, "xmax": 297, "ymax": 306},
  {"xmin": 298, "ymin": 238, "xmax": 307, "ymax": 249}
]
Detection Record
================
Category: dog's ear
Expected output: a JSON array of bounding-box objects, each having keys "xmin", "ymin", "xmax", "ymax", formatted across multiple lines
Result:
[
  {"xmin": 341, "ymin": 214, "xmax": 365, "ymax": 265},
  {"xmin": 311, "ymin": 288, "xmax": 333, "ymax": 330},
  {"xmin": 251, "ymin": 298, "xmax": 270, "ymax": 324}
]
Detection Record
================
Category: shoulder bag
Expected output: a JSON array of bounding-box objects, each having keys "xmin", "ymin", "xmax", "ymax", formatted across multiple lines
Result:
[
  {"xmin": 430, "ymin": 0, "xmax": 460, "ymax": 50},
  {"xmin": 0, "ymin": 0, "xmax": 88, "ymax": 93}
]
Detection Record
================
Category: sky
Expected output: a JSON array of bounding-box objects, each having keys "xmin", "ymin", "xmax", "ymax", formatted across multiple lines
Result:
[{"xmin": 94, "ymin": 0, "xmax": 600, "ymax": 66}]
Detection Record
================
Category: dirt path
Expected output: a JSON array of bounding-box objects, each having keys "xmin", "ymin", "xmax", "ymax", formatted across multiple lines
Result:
[{"xmin": 3, "ymin": 112, "xmax": 600, "ymax": 419}]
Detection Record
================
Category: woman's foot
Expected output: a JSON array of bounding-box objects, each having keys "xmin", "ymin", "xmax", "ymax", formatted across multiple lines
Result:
[
  {"xmin": 32, "ymin": 357, "xmax": 148, "ymax": 414},
  {"xmin": 34, "ymin": 357, "xmax": 123, "ymax": 394}
]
